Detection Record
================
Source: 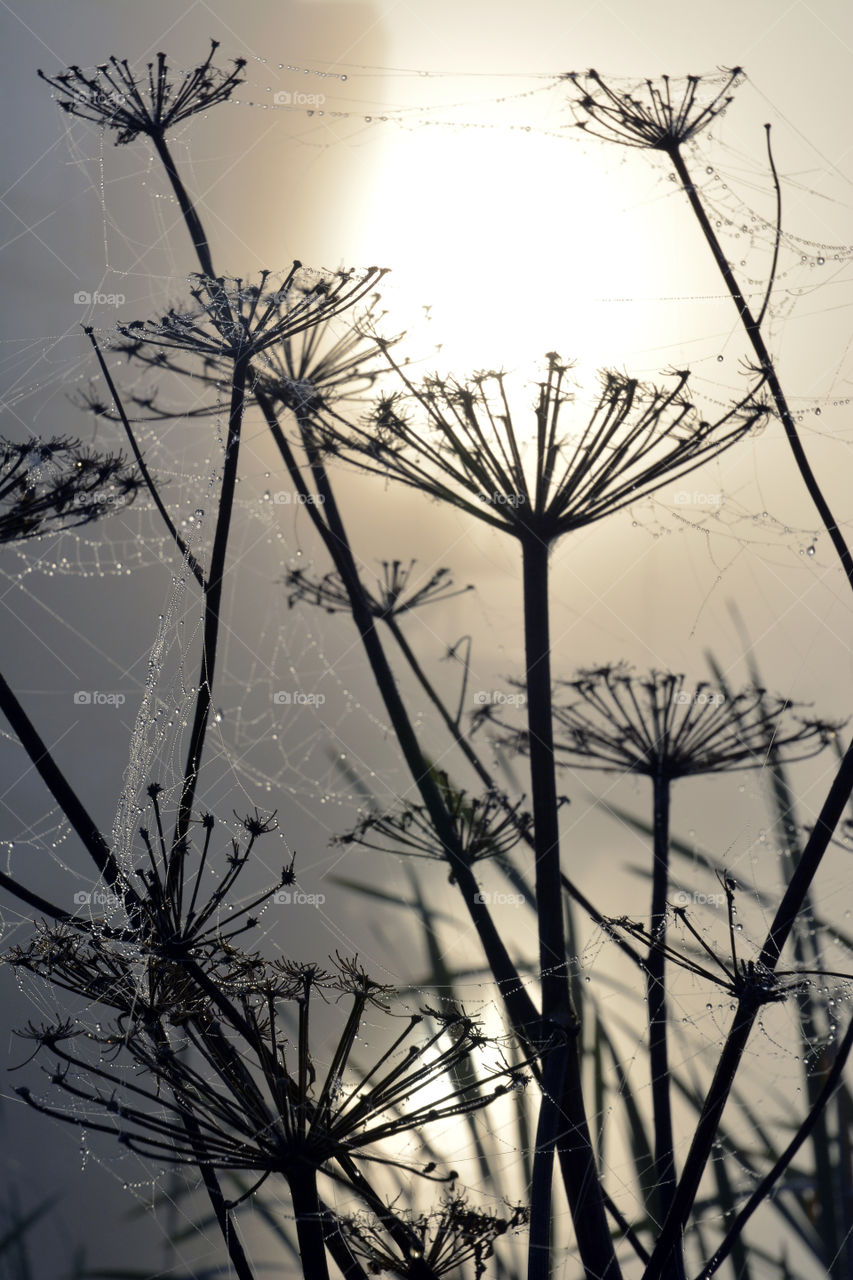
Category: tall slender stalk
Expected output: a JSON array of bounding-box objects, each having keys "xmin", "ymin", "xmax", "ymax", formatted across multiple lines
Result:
[
  {"xmin": 648, "ymin": 773, "xmax": 676, "ymax": 1223},
  {"xmin": 696, "ymin": 1015, "xmax": 853, "ymax": 1280},
  {"xmin": 644, "ymin": 733, "xmax": 853, "ymax": 1279},
  {"xmin": 151, "ymin": 132, "xmax": 215, "ymax": 279},
  {"xmin": 173, "ymin": 354, "xmax": 248, "ymax": 850},
  {"xmin": 520, "ymin": 534, "xmax": 570, "ymax": 1025},
  {"xmin": 287, "ymin": 1168, "xmax": 331, "ymax": 1280},
  {"xmin": 667, "ymin": 142, "xmax": 853, "ymax": 595},
  {"xmin": 0, "ymin": 671, "xmax": 132, "ymax": 897}
]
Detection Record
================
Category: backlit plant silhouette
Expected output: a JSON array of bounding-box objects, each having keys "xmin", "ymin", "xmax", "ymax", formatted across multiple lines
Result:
[{"xmin": 0, "ymin": 38, "xmax": 850, "ymax": 1280}]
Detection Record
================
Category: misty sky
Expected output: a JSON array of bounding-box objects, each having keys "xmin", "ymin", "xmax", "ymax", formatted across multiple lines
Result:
[{"xmin": 1, "ymin": 1, "xmax": 851, "ymax": 1275}]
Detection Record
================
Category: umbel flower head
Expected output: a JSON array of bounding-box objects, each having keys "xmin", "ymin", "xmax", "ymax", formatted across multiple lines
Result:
[
  {"xmin": 118, "ymin": 265, "xmax": 386, "ymax": 365},
  {"xmin": 5, "ymin": 788, "xmax": 293, "ymax": 1020},
  {"xmin": 325, "ymin": 351, "xmax": 766, "ymax": 544},
  {"xmin": 566, "ymin": 67, "xmax": 742, "ymax": 152},
  {"xmin": 0, "ymin": 436, "xmax": 141, "ymax": 543},
  {"xmin": 258, "ymin": 292, "xmax": 396, "ymax": 423},
  {"xmin": 607, "ymin": 872, "xmax": 852, "ymax": 1012},
  {"xmin": 341, "ymin": 1192, "xmax": 529, "ymax": 1278},
  {"xmin": 544, "ymin": 665, "xmax": 840, "ymax": 780},
  {"xmin": 38, "ymin": 41, "xmax": 246, "ymax": 145},
  {"xmin": 10, "ymin": 953, "xmax": 526, "ymax": 1186},
  {"xmin": 286, "ymin": 560, "xmax": 472, "ymax": 619},
  {"xmin": 335, "ymin": 775, "xmax": 533, "ymax": 870},
  {"xmin": 97, "ymin": 292, "xmax": 395, "ymax": 429}
]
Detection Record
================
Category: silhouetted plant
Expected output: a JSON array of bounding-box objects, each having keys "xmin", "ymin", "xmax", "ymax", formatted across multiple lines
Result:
[
  {"xmin": 0, "ymin": 436, "xmax": 141, "ymax": 543},
  {"xmin": 1, "ymin": 37, "xmax": 849, "ymax": 1280},
  {"xmin": 569, "ymin": 67, "xmax": 853, "ymax": 597}
]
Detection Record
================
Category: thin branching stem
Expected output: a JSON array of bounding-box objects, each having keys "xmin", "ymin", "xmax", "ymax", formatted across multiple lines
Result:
[
  {"xmin": 84, "ymin": 327, "xmax": 205, "ymax": 588},
  {"xmin": 696, "ymin": 1015, "xmax": 853, "ymax": 1280},
  {"xmin": 645, "ymin": 734, "xmax": 853, "ymax": 1279},
  {"xmin": 173, "ymin": 353, "xmax": 248, "ymax": 850},
  {"xmin": 667, "ymin": 144, "xmax": 853, "ymax": 595},
  {"xmin": 648, "ymin": 773, "xmax": 677, "ymax": 1233},
  {"xmin": 151, "ymin": 131, "xmax": 215, "ymax": 278}
]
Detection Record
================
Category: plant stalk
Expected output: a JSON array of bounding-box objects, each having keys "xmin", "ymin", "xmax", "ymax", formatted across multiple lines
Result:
[
  {"xmin": 668, "ymin": 144, "xmax": 853, "ymax": 595},
  {"xmin": 644, "ymin": 733, "xmax": 853, "ymax": 1279},
  {"xmin": 174, "ymin": 353, "xmax": 248, "ymax": 850}
]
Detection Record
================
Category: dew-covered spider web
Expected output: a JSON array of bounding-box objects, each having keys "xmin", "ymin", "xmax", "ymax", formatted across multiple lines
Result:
[{"xmin": 2, "ymin": 54, "xmax": 853, "ymax": 1279}]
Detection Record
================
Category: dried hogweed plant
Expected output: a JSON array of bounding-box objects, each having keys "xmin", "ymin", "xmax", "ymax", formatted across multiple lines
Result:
[{"xmin": 0, "ymin": 35, "xmax": 851, "ymax": 1280}]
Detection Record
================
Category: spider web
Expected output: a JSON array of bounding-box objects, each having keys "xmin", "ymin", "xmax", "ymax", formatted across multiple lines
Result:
[{"xmin": 2, "ymin": 55, "xmax": 852, "ymax": 1280}]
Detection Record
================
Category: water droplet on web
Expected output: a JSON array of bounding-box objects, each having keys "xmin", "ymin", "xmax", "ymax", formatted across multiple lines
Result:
[
  {"xmin": 717, "ymin": 355, "xmax": 724, "ymax": 362},
  {"xmin": 195, "ymin": 509, "xmax": 204, "ymax": 518},
  {"xmin": 814, "ymin": 408, "xmax": 821, "ymax": 416},
  {"xmin": 806, "ymin": 545, "xmax": 816, "ymax": 556}
]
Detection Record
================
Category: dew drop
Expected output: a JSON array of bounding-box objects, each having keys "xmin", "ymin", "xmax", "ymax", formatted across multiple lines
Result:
[
  {"xmin": 717, "ymin": 354, "xmax": 724, "ymax": 362},
  {"xmin": 806, "ymin": 544, "xmax": 816, "ymax": 557}
]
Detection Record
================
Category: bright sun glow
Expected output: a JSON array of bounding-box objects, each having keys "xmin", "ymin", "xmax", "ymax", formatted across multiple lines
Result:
[{"xmin": 355, "ymin": 121, "xmax": 665, "ymax": 378}]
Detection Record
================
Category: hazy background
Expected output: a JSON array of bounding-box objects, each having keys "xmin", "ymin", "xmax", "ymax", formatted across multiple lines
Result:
[{"xmin": 1, "ymin": 0, "xmax": 851, "ymax": 1274}]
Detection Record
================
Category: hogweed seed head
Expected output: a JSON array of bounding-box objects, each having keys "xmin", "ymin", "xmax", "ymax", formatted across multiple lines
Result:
[
  {"xmin": 325, "ymin": 353, "xmax": 766, "ymax": 545},
  {"xmin": 544, "ymin": 666, "xmax": 840, "ymax": 780},
  {"xmin": 567, "ymin": 67, "xmax": 743, "ymax": 152},
  {"xmin": 38, "ymin": 42, "xmax": 246, "ymax": 145}
]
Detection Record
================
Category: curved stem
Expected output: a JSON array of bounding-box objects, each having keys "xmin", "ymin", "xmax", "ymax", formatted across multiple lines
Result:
[
  {"xmin": 152, "ymin": 133, "xmax": 215, "ymax": 279},
  {"xmin": 266, "ymin": 410, "xmax": 540, "ymax": 1038},
  {"xmin": 668, "ymin": 145, "xmax": 853, "ymax": 595}
]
